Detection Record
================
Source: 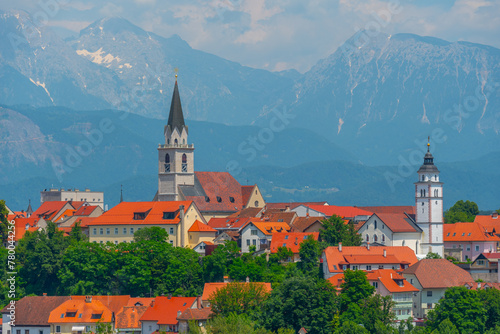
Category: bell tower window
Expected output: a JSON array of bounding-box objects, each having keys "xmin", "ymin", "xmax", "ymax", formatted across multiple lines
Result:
[
  {"xmin": 182, "ymin": 154, "xmax": 187, "ymax": 172},
  {"xmin": 164, "ymin": 154, "xmax": 170, "ymax": 173},
  {"xmin": 175, "ymin": 139, "xmax": 178, "ymax": 146}
]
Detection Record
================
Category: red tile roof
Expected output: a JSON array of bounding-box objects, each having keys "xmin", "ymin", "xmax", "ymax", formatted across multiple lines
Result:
[
  {"xmin": 1, "ymin": 296, "xmax": 70, "ymax": 326},
  {"xmin": 464, "ymin": 282, "xmax": 500, "ymax": 290},
  {"xmin": 74, "ymin": 205, "xmax": 99, "ymax": 216},
  {"xmin": 207, "ymin": 217, "xmax": 253, "ymax": 230},
  {"xmin": 359, "ymin": 206, "xmax": 415, "ymax": 216},
  {"xmin": 323, "ymin": 246, "xmax": 418, "ymax": 274},
  {"xmin": 444, "ymin": 222, "xmax": 500, "ymax": 242},
  {"xmin": 126, "ymin": 297, "xmax": 154, "ymax": 307},
  {"xmin": 140, "ymin": 296, "xmax": 196, "ymax": 325},
  {"xmin": 9, "ymin": 217, "xmax": 39, "ymax": 241},
  {"xmin": 228, "ymin": 207, "xmax": 263, "ymax": 218},
  {"xmin": 290, "ymin": 216, "xmax": 323, "ymax": 232},
  {"xmin": 372, "ymin": 213, "xmax": 420, "ymax": 233},
  {"xmin": 32, "ymin": 201, "xmax": 70, "ymax": 221},
  {"xmin": 260, "ymin": 212, "xmax": 297, "ymax": 225},
  {"xmin": 250, "ymin": 222, "xmax": 291, "ymax": 236},
  {"xmin": 328, "ymin": 269, "xmax": 418, "ymax": 293},
  {"xmin": 201, "ymin": 282, "xmax": 272, "ymax": 302},
  {"xmin": 402, "ymin": 259, "xmax": 473, "ymax": 289},
  {"xmin": 116, "ymin": 305, "xmax": 149, "ymax": 329},
  {"xmin": 188, "ymin": 220, "xmax": 217, "ymax": 233},
  {"xmin": 265, "ymin": 202, "xmax": 328, "ymax": 211},
  {"xmin": 270, "ymin": 232, "xmax": 319, "ymax": 254},
  {"xmin": 87, "ymin": 201, "xmax": 192, "ymax": 226},
  {"xmin": 306, "ymin": 205, "xmax": 373, "ymax": 218},
  {"xmin": 48, "ymin": 297, "xmax": 113, "ymax": 323},
  {"xmin": 241, "ymin": 185, "xmax": 255, "ymax": 207},
  {"xmin": 177, "ymin": 307, "xmax": 213, "ymax": 321},
  {"xmin": 475, "ymin": 213, "xmax": 500, "ymax": 225}
]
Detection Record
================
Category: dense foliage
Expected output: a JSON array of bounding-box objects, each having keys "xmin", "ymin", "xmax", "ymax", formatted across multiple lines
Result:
[
  {"xmin": 320, "ymin": 215, "xmax": 362, "ymax": 247},
  {"xmin": 444, "ymin": 200, "xmax": 479, "ymax": 224}
]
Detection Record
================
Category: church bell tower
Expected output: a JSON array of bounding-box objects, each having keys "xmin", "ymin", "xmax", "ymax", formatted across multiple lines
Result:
[
  {"xmin": 415, "ymin": 139, "xmax": 444, "ymax": 257},
  {"xmin": 157, "ymin": 74, "xmax": 194, "ymax": 201}
]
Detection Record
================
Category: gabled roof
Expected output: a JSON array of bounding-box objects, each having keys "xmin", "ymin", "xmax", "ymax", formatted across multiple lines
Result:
[
  {"xmin": 444, "ymin": 222, "xmax": 500, "ymax": 242},
  {"xmin": 359, "ymin": 206, "xmax": 415, "ymax": 216},
  {"xmin": 116, "ymin": 305, "xmax": 149, "ymax": 329},
  {"xmin": 87, "ymin": 201, "xmax": 192, "ymax": 226},
  {"xmin": 1, "ymin": 296, "xmax": 70, "ymax": 325},
  {"xmin": 32, "ymin": 201, "xmax": 71, "ymax": 221},
  {"xmin": 188, "ymin": 220, "xmax": 217, "ymax": 233},
  {"xmin": 8, "ymin": 217, "xmax": 40, "ymax": 241},
  {"xmin": 228, "ymin": 207, "xmax": 263, "ymax": 218},
  {"xmin": 201, "ymin": 282, "xmax": 272, "ymax": 301},
  {"xmin": 207, "ymin": 217, "xmax": 253, "ymax": 230},
  {"xmin": 463, "ymin": 282, "xmax": 500, "ymax": 290},
  {"xmin": 74, "ymin": 205, "xmax": 99, "ymax": 216},
  {"xmin": 140, "ymin": 296, "xmax": 196, "ymax": 325},
  {"xmin": 48, "ymin": 297, "xmax": 113, "ymax": 323},
  {"xmin": 180, "ymin": 172, "xmax": 247, "ymax": 213},
  {"xmin": 260, "ymin": 211, "xmax": 297, "ymax": 225},
  {"xmin": 270, "ymin": 232, "xmax": 319, "ymax": 254},
  {"xmin": 402, "ymin": 259, "xmax": 473, "ymax": 289},
  {"xmin": 323, "ymin": 246, "xmax": 418, "ymax": 274},
  {"xmin": 290, "ymin": 216, "xmax": 323, "ymax": 232},
  {"xmin": 126, "ymin": 297, "xmax": 154, "ymax": 307},
  {"xmin": 248, "ymin": 222, "xmax": 291, "ymax": 236},
  {"xmin": 177, "ymin": 307, "xmax": 213, "ymax": 321},
  {"xmin": 265, "ymin": 202, "xmax": 328, "ymax": 211},
  {"xmin": 328, "ymin": 269, "xmax": 418, "ymax": 293},
  {"xmin": 371, "ymin": 213, "xmax": 421, "ymax": 233},
  {"xmin": 474, "ymin": 213, "xmax": 500, "ymax": 231},
  {"xmin": 305, "ymin": 205, "xmax": 373, "ymax": 218},
  {"xmin": 241, "ymin": 185, "xmax": 255, "ymax": 207}
]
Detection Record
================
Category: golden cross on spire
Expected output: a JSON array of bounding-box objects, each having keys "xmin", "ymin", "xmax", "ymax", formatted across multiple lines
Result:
[
  {"xmin": 427, "ymin": 136, "xmax": 430, "ymax": 152},
  {"xmin": 174, "ymin": 67, "xmax": 179, "ymax": 81}
]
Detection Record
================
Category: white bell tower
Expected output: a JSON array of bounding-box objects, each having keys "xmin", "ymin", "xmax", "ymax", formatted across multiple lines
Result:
[{"xmin": 415, "ymin": 139, "xmax": 444, "ymax": 257}]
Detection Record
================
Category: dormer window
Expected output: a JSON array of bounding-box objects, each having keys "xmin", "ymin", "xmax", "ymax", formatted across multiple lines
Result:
[
  {"xmin": 66, "ymin": 312, "xmax": 76, "ymax": 317},
  {"xmin": 217, "ymin": 196, "xmax": 222, "ymax": 202},
  {"xmin": 91, "ymin": 313, "xmax": 102, "ymax": 319},
  {"xmin": 134, "ymin": 212, "xmax": 146, "ymax": 220},
  {"xmin": 163, "ymin": 211, "xmax": 176, "ymax": 219},
  {"xmin": 205, "ymin": 196, "xmax": 210, "ymax": 202},
  {"xmin": 229, "ymin": 197, "xmax": 235, "ymax": 203}
]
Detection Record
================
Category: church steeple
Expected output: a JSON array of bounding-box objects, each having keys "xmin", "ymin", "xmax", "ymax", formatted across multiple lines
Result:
[{"xmin": 167, "ymin": 79, "xmax": 187, "ymax": 134}]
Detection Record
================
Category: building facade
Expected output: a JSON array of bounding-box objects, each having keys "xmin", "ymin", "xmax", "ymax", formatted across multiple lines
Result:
[{"xmin": 41, "ymin": 188, "xmax": 104, "ymax": 209}]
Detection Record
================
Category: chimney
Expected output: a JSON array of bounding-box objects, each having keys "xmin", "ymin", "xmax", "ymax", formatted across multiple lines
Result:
[
  {"xmin": 177, "ymin": 310, "xmax": 182, "ymax": 319},
  {"xmin": 338, "ymin": 242, "xmax": 342, "ymax": 252},
  {"xmin": 367, "ymin": 242, "xmax": 370, "ymax": 250},
  {"xmin": 285, "ymin": 205, "xmax": 290, "ymax": 212},
  {"xmin": 246, "ymin": 276, "xmax": 250, "ymax": 283},
  {"xmin": 197, "ymin": 296, "xmax": 202, "ymax": 309},
  {"xmin": 179, "ymin": 205, "xmax": 185, "ymax": 247},
  {"xmin": 43, "ymin": 293, "xmax": 47, "ymax": 296},
  {"xmin": 150, "ymin": 300, "xmax": 155, "ymax": 307},
  {"xmin": 223, "ymin": 276, "xmax": 229, "ymax": 283},
  {"xmin": 85, "ymin": 296, "xmax": 92, "ymax": 303},
  {"xmin": 493, "ymin": 212, "xmax": 498, "ymax": 219},
  {"xmin": 478, "ymin": 282, "xmax": 482, "ymax": 289},
  {"xmin": 168, "ymin": 294, "xmax": 172, "ymax": 299},
  {"xmin": 383, "ymin": 249, "xmax": 387, "ymax": 258}
]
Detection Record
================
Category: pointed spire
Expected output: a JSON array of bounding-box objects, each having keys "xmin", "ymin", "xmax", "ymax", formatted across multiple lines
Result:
[
  {"xmin": 120, "ymin": 185, "xmax": 123, "ymax": 203},
  {"xmin": 167, "ymin": 70, "xmax": 186, "ymax": 134},
  {"xmin": 26, "ymin": 199, "xmax": 33, "ymax": 217}
]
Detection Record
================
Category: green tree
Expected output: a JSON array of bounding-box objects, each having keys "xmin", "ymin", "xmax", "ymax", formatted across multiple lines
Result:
[
  {"xmin": 427, "ymin": 286, "xmax": 486, "ymax": 334},
  {"xmin": 298, "ymin": 236, "xmax": 321, "ymax": 275},
  {"xmin": 479, "ymin": 288, "xmax": 500, "ymax": 330},
  {"xmin": 261, "ymin": 276, "xmax": 338, "ymax": 334},
  {"xmin": 69, "ymin": 222, "xmax": 88, "ymax": 243},
  {"xmin": 0, "ymin": 200, "xmax": 10, "ymax": 244},
  {"xmin": 334, "ymin": 320, "xmax": 369, "ymax": 334},
  {"xmin": 95, "ymin": 320, "xmax": 113, "ymax": 334},
  {"xmin": 206, "ymin": 313, "xmax": 270, "ymax": 334},
  {"xmin": 444, "ymin": 200, "xmax": 479, "ymax": 224},
  {"xmin": 276, "ymin": 246, "xmax": 293, "ymax": 262},
  {"xmin": 432, "ymin": 318, "xmax": 459, "ymax": 334},
  {"xmin": 209, "ymin": 282, "xmax": 270, "ymax": 318},
  {"xmin": 320, "ymin": 215, "xmax": 361, "ymax": 247},
  {"xmin": 339, "ymin": 270, "xmax": 375, "ymax": 313},
  {"xmin": 425, "ymin": 252, "xmax": 442, "ymax": 259},
  {"xmin": 203, "ymin": 241, "xmax": 240, "ymax": 283},
  {"xmin": 357, "ymin": 294, "xmax": 395, "ymax": 333},
  {"xmin": 133, "ymin": 226, "xmax": 169, "ymax": 242}
]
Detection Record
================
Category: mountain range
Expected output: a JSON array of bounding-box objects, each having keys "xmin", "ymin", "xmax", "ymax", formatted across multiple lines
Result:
[{"xmin": 0, "ymin": 11, "xmax": 499, "ymax": 211}]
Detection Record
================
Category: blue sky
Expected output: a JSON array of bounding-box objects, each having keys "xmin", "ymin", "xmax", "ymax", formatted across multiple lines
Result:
[{"xmin": 2, "ymin": 0, "xmax": 499, "ymax": 72}]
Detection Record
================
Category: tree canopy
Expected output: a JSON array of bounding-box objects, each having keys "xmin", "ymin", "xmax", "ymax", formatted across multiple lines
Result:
[
  {"xmin": 320, "ymin": 215, "xmax": 362, "ymax": 247},
  {"xmin": 209, "ymin": 282, "xmax": 270, "ymax": 318},
  {"xmin": 444, "ymin": 200, "xmax": 479, "ymax": 224},
  {"xmin": 133, "ymin": 226, "xmax": 169, "ymax": 242},
  {"xmin": 0, "ymin": 200, "xmax": 10, "ymax": 244}
]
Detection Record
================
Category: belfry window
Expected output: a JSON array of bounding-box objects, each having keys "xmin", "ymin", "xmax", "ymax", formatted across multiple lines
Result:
[
  {"xmin": 434, "ymin": 189, "xmax": 438, "ymax": 197},
  {"xmin": 182, "ymin": 154, "xmax": 187, "ymax": 172},
  {"xmin": 165, "ymin": 154, "xmax": 170, "ymax": 173},
  {"xmin": 175, "ymin": 139, "xmax": 178, "ymax": 146}
]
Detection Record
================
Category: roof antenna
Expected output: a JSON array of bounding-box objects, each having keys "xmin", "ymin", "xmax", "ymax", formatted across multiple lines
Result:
[
  {"xmin": 120, "ymin": 184, "xmax": 123, "ymax": 203},
  {"xmin": 427, "ymin": 136, "xmax": 430, "ymax": 152}
]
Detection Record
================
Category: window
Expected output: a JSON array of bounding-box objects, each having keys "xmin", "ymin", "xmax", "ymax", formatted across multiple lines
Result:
[
  {"xmin": 382, "ymin": 235, "xmax": 385, "ymax": 242},
  {"xmin": 434, "ymin": 189, "xmax": 439, "ymax": 197},
  {"xmin": 466, "ymin": 245, "xmax": 471, "ymax": 251},
  {"xmin": 130, "ymin": 227, "xmax": 134, "ymax": 234},
  {"xmin": 123, "ymin": 228, "xmax": 127, "ymax": 234},
  {"xmin": 366, "ymin": 234, "xmax": 369, "ymax": 242},
  {"xmin": 169, "ymin": 240, "xmax": 174, "ymax": 245},
  {"xmin": 56, "ymin": 327, "xmax": 61, "ymax": 334},
  {"xmin": 366, "ymin": 265, "xmax": 372, "ymax": 270},
  {"xmin": 478, "ymin": 260, "xmax": 485, "ymax": 265},
  {"xmin": 251, "ymin": 230, "xmax": 258, "ymax": 235},
  {"xmin": 285, "ymin": 235, "xmax": 289, "ymax": 240},
  {"xmin": 163, "ymin": 211, "xmax": 176, "ymax": 219},
  {"xmin": 91, "ymin": 313, "xmax": 102, "ymax": 319},
  {"xmin": 169, "ymin": 227, "xmax": 174, "ymax": 234},
  {"xmin": 25, "ymin": 330, "xmax": 29, "ymax": 334},
  {"xmin": 255, "ymin": 200, "xmax": 259, "ymax": 207},
  {"xmin": 217, "ymin": 196, "xmax": 222, "ymax": 202},
  {"xmin": 379, "ymin": 265, "xmax": 383, "ymax": 269},
  {"xmin": 165, "ymin": 154, "xmax": 171, "ymax": 172},
  {"xmin": 475, "ymin": 245, "xmax": 480, "ymax": 251},
  {"xmin": 283, "ymin": 243, "xmax": 286, "ymax": 247},
  {"xmin": 229, "ymin": 196, "xmax": 235, "ymax": 203},
  {"xmin": 427, "ymin": 291, "xmax": 432, "ymax": 297},
  {"xmin": 252, "ymin": 239, "xmax": 256, "ymax": 245},
  {"xmin": 182, "ymin": 154, "xmax": 187, "ymax": 172},
  {"xmin": 134, "ymin": 212, "xmax": 146, "ymax": 220},
  {"xmin": 99, "ymin": 228, "xmax": 103, "ymax": 235},
  {"xmin": 93, "ymin": 228, "xmax": 97, "ymax": 235},
  {"xmin": 373, "ymin": 235, "xmax": 378, "ymax": 242},
  {"xmin": 106, "ymin": 228, "xmax": 110, "ymax": 235},
  {"xmin": 427, "ymin": 303, "xmax": 433, "ymax": 309},
  {"xmin": 247, "ymin": 240, "xmax": 250, "ymax": 246},
  {"xmin": 372, "ymin": 282, "xmax": 378, "ymax": 288},
  {"xmin": 352, "ymin": 265, "xmax": 358, "ymax": 270},
  {"xmin": 66, "ymin": 311, "xmax": 76, "ymax": 317},
  {"xmin": 114, "ymin": 241, "xmax": 118, "ymax": 245},
  {"xmin": 114, "ymin": 228, "xmax": 118, "ymax": 234},
  {"xmin": 462, "ymin": 233, "xmax": 465, "ymax": 236},
  {"xmin": 374, "ymin": 220, "xmax": 377, "ymax": 229}
]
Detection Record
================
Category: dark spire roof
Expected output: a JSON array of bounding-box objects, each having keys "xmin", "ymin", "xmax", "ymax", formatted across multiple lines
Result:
[
  {"xmin": 167, "ymin": 81, "xmax": 186, "ymax": 133},
  {"xmin": 26, "ymin": 199, "xmax": 33, "ymax": 215},
  {"xmin": 418, "ymin": 139, "xmax": 439, "ymax": 173}
]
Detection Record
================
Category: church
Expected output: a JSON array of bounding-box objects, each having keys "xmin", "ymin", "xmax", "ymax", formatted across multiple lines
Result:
[
  {"xmin": 154, "ymin": 76, "xmax": 265, "ymax": 221},
  {"xmin": 357, "ymin": 142, "xmax": 445, "ymax": 258}
]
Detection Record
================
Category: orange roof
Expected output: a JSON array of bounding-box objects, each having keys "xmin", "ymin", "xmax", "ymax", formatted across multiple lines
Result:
[
  {"xmin": 371, "ymin": 213, "xmax": 420, "ymax": 233},
  {"xmin": 328, "ymin": 269, "xmax": 418, "ymax": 293},
  {"xmin": 188, "ymin": 220, "xmax": 217, "ymax": 233},
  {"xmin": 87, "ymin": 201, "xmax": 192, "ymax": 226},
  {"xmin": 207, "ymin": 217, "xmax": 253, "ymax": 229},
  {"xmin": 48, "ymin": 297, "xmax": 113, "ymax": 323},
  {"xmin": 444, "ymin": 222, "xmax": 500, "ymax": 242},
  {"xmin": 116, "ymin": 305, "xmax": 149, "ymax": 329},
  {"xmin": 306, "ymin": 205, "xmax": 373, "ymax": 218},
  {"xmin": 9, "ymin": 217, "xmax": 39, "ymax": 241},
  {"xmin": 55, "ymin": 209, "xmax": 76, "ymax": 222},
  {"xmin": 359, "ymin": 206, "xmax": 415, "ymax": 216},
  {"xmin": 227, "ymin": 207, "xmax": 263, "ymax": 218},
  {"xmin": 265, "ymin": 202, "xmax": 328, "ymax": 211},
  {"xmin": 241, "ymin": 185, "xmax": 255, "ymax": 207},
  {"xmin": 177, "ymin": 307, "xmax": 213, "ymax": 321},
  {"xmin": 126, "ymin": 297, "xmax": 154, "ymax": 307},
  {"xmin": 32, "ymin": 201, "xmax": 70, "ymax": 221},
  {"xmin": 290, "ymin": 216, "xmax": 323, "ymax": 232},
  {"xmin": 475, "ymin": 213, "xmax": 500, "ymax": 224},
  {"xmin": 260, "ymin": 212, "xmax": 297, "ymax": 224},
  {"xmin": 74, "ymin": 205, "xmax": 99, "ymax": 216},
  {"xmin": 403, "ymin": 259, "xmax": 473, "ymax": 289},
  {"xmin": 140, "ymin": 296, "xmax": 196, "ymax": 325},
  {"xmin": 201, "ymin": 282, "xmax": 272, "ymax": 301},
  {"xmin": 323, "ymin": 246, "xmax": 418, "ymax": 273},
  {"xmin": 250, "ymin": 222, "xmax": 291, "ymax": 235},
  {"xmin": 75, "ymin": 217, "xmax": 97, "ymax": 227},
  {"xmin": 270, "ymin": 232, "xmax": 319, "ymax": 254}
]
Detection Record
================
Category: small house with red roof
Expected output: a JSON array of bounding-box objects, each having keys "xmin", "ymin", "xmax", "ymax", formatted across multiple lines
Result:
[
  {"xmin": 443, "ymin": 222, "xmax": 500, "ymax": 261},
  {"xmin": 289, "ymin": 216, "xmax": 324, "ymax": 233},
  {"xmin": 188, "ymin": 220, "xmax": 216, "ymax": 248},
  {"xmin": 270, "ymin": 232, "xmax": 320, "ymax": 262},
  {"xmin": 292, "ymin": 204, "xmax": 373, "ymax": 222},
  {"xmin": 457, "ymin": 252, "xmax": 500, "ymax": 282},
  {"xmin": 115, "ymin": 298, "xmax": 153, "ymax": 334},
  {"xmin": 402, "ymin": 259, "xmax": 474, "ymax": 318},
  {"xmin": 474, "ymin": 212, "xmax": 500, "ymax": 228},
  {"xmin": 322, "ymin": 244, "xmax": 418, "ymax": 279},
  {"xmin": 140, "ymin": 296, "xmax": 196, "ymax": 334},
  {"xmin": 87, "ymin": 201, "xmax": 210, "ymax": 247},
  {"xmin": 40, "ymin": 188, "xmax": 104, "ymax": 209},
  {"xmin": 328, "ymin": 269, "xmax": 418, "ymax": 320},
  {"xmin": 240, "ymin": 221, "xmax": 291, "ymax": 253},
  {"xmin": 357, "ymin": 212, "xmax": 423, "ymax": 255}
]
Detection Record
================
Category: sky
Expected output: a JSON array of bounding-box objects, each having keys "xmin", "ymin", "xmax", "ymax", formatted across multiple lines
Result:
[{"xmin": 1, "ymin": 0, "xmax": 500, "ymax": 73}]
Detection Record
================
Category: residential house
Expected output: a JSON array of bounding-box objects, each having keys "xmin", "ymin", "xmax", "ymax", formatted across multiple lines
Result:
[
  {"xmin": 213, "ymin": 231, "xmax": 239, "ymax": 245},
  {"xmin": 115, "ymin": 298, "xmax": 153, "ymax": 334},
  {"xmin": 402, "ymin": 259, "xmax": 473, "ymax": 318},
  {"xmin": 48, "ymin": 296, "xmax": 115, "ymax": 334},
  {"xmin": 188, "ymin": 220, "xmax": 217, "ymax": 248},
  {"xmin": 322, "ymin": 244, "xmax": 418, "ymax": 279},
  {"xmin": 456, "ymin": 253, "xmax": 500, "ymax": 282},
  {"xmin": 193, "ymin": 241, "xmax": 214, "ymax": 256},
  {"xmin": 289, "ymin": 216, "xmax": 324, "ymax": 233},
  {"xmin": 201, "ymin": 282, "xmax": 272, "ymax": 308},
  {"xmin": 328, "ymin": 269, "xmax": 418, "ymax": 320},
  {"xmin": 474, "ymin": 212, "xmax": 500, "ymax": 230},
  {"xmin": 5, "ymin": 204, "xmax": 14, "ymax": 215},
  {"xmin": 177, "ymin": 297, "xmax": 211, "ymax": 334},
  {"xmin": 259, "ymin": 211, "xmax": 297, "ymax": 226},
  {"xmin": 1, "ymin": 296, "xmax": 70, "ymax": 334},
  {"xmin": 270, "ymin": 232, "xmax": 320, "ymax": 262},
  {"xmin": 87, "ymin": 201, "xmax": 209, "ymax": 247},
  {"xmin": 32, "ymin": 201, "xmax": 88, "ymax": 228},
  {"xmin": 357, "ymin": 213, "xmax": 423, "ymax": 255},
  {"xmin": 140, "ymin": 296, "xmax": 196, "ymax": 334},
  {"xmin": 463, "ymin": 281, "xmax": 500, "ymax": 290},
  {"xmin": 240, "ymin": 221, "xmax": 291, "ymax": 253},
  {"xmin": 443, "ymin": 222, "xmax": 500, "ymax": 261},
  {"xmin": 292, "ymin": 205, "xmax": 373, "ymax": 221}
]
